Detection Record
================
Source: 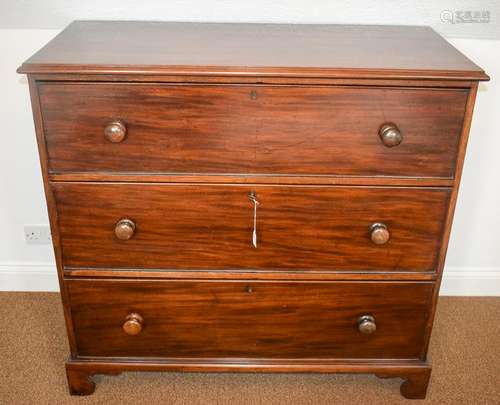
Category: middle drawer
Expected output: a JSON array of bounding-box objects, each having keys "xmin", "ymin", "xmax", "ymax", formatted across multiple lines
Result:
[{"xmin": 53, "ymin": 183, "xmax": 449, "ymax": 272}]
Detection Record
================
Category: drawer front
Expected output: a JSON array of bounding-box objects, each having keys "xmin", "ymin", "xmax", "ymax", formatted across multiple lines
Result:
[
  {"xmin": 39, "ymin": 83, "xmax": 467, "ymax": 177},
  {"xmin": 67, "ymin": 279, "xmax": 433, "ymax": 359},
  {"xmin": 53, "ymin": 183, "xmax": 449, "ymax": 271}
]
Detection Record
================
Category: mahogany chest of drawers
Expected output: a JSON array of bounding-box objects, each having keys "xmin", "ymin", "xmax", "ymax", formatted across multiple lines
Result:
[{"xmin": 19, "ymin": 21, "xmax": 488, "ymax": 399}]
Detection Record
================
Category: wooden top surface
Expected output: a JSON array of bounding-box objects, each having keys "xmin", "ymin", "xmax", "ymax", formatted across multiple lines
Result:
[{"xmin": 18, "ymin": 21, "xmax": 488, "ymax": 80}]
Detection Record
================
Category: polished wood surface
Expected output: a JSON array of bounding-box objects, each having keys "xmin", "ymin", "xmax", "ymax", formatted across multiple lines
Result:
[
  {"xmin": 39, "ymin": 83, "xmax": 467, "ymax": 177},
  {"xmin": 29, "ymin": 72, "xmax": 480, "ymax": 87},
  {"xmin": 19, "ymin": 21, "xmax": 487, "ymax": 399},
  {"xmin": 421, "ymin": 82, "xmax": 480, "ymax": 358},
  {"xmin": 53, "ymin": 183, "xmax": 450, "ymax": 271},
  {"xmin": 49, "ymin": 172, "xmax": 456, "ymax": 187},
  {"xmin": 66, "ymin": 359, "xmax": 431, "ymax": 399},
  {"xmin": 63, "ymin": 268, "xmax": 437, "ymax": 281},
  {"xmin": 67, "ymin": 279, "xmax": 433, "ymax": 359},
  {"xmin": 18, "ymin": 21, "xmax": 488, "ymax": 81},
  {"xmin": 26, "ymin": 77, "xmax": 80, "ymax": 357}
]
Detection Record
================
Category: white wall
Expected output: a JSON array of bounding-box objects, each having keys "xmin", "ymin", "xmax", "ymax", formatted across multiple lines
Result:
[
  {"xmin": 1, "ymin": 0, "xmax": 499, "ymax": 39},
  {"xmin": 0, "ymin": 29, "xmax": 499, "ymax": 294}
]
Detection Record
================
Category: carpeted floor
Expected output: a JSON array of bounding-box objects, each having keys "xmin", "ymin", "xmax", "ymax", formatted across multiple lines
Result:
[{"xmin": 0, "ymin": 293, "xmax": 499, "ymax": 404}]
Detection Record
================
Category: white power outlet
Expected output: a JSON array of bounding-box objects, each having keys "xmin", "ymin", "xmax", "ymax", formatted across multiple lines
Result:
[{"xmin": 24, "ymin": 225, "xmax": 52, "ymax": 245}]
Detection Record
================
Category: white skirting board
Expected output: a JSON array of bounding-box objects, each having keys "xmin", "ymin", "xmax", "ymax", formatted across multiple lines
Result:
[{"xmin": 0, "ymin": 263, "xmax": 499, "ymax": 296}]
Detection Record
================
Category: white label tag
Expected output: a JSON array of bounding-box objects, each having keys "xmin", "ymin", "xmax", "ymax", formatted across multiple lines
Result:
[{"xmin": 249, "ymin": 192, "xmax": 260, "ymax": 248}]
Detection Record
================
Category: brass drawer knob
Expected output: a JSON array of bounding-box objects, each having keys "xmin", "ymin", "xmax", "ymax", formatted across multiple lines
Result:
[
  {"xmin": 114, "ymin": 218, "xmax": 136, "ymax": 241},
  {"xmin": 358, "ymin": 315, "xmax": 376, "ymax": 334},
  {"xmin": 370, "ymin": 223, "xmax": 390, "ymax": 245},
  {"xmin": 104, "ymin": 120, "xmax": 127, "ymax": 143},
  {"xmin": 122, "ymin": 313, "xmax": 143, "ymax": 336},
  {"xmin": 379, "ymin": 123, "xmax": 402, "ymax": 147}
]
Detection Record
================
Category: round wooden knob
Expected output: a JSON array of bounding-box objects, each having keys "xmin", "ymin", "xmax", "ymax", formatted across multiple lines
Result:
[
  {"xmin": 122, "ymin": 313, "xmax": 143, "ymax": 336},
  {"xmin": 104, "ymin": 120, "xmax": 127, "ymax": 143},
  {"xmin": 370, "ymin": 223, "xmax": 390, "ymax": 245},
  {"xmin": 379, "ymin": 123, "xmax": 402, "ymax": 147},
  {"xmin": 114, "ymin": 219, "xmax": 136, "ymax": 241},
  {"xmin": 358, "ymin": 315, "xmax": 376, "ymax": 334}
]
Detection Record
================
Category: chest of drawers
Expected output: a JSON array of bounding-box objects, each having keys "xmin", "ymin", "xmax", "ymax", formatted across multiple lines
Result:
[{"xmin": 19, "ymin": 21, "xmax": 488, "ymax": 399}]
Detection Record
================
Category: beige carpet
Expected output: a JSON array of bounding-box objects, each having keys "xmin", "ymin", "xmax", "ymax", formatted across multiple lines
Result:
[{"xmin": 0, "ymin": 293, "xmax": 499, "ymax": 404}]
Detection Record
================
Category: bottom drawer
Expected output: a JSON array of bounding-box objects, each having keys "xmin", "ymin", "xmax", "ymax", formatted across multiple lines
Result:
[{"xmin": 67, "ymin": 279, "xmax": 434, "ymax": 359}]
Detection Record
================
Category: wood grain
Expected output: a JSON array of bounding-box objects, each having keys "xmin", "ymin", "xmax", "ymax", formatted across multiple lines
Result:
[
  {"xmin": 63, "ymin": 268, "xmax": 437, "ymax": 281},
  {"xmin": 27, "ymin": 77, "xmax": 79, "ymax": 356},
  {"xmin": 18, "ymin": 20, "xmax": 487, "ymax": 399},
  {"xmin": 67, "ymin": 278, "xmax": 433, "ymax": 359},
  {"xmin": 65, "ymin": 358, "xmax": 431, "ymax": 398},
  {"xmin": 18, "ymin": 22, "xmax": 488, "ymax": 81},
  {"xmin": 53, "ymin": 183, "xmax": 450, "ymax": 271},
  {"xmin": 49, "ymin": 173, "xmax": 456, "ymax": 187},
  {"xmin": 421, "ymin": 82, "xmax": 480, "ymax": 357},
  {"xmin": 39, "ymin": 83, "xmax": 467, "ymax": 178},
  {"xmin": 28, "ymin": 72, "xmax": 479, "ymax": 87}
]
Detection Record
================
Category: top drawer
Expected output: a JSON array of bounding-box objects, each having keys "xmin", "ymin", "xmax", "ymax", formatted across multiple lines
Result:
[{"xmin": 38, "ymin": 83, "xmax": 467, "ymax": 178}]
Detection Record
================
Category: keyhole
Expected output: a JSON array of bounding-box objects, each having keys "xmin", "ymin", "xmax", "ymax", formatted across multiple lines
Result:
[{"xmin": 250, "ymin": 90, "xmax": 257, "ymax": 100}]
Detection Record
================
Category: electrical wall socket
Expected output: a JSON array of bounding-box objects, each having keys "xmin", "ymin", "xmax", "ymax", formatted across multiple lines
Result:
[{"xmin": 24, "ymin": 225, "xmax": 52, "ymax": 245}]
